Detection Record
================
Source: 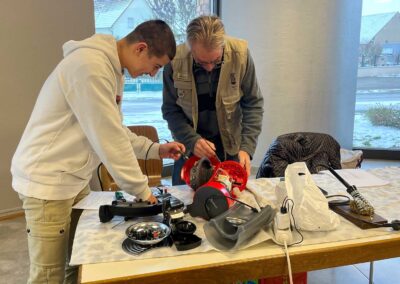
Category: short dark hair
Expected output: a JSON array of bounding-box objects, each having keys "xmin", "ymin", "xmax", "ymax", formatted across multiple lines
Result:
[{"xmin": 125, "ymin": 20, "xmax": 176, "ymax": 60}]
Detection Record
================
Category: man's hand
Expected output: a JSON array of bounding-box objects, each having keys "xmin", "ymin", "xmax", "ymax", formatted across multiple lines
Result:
[
  {"xmin": 194, "ymin": 138, "xmax": 217, "ymax": 159},
  {"xmin": 239, "ymin": 150, "xmax": 251, "ymax": 177},
  {"xmin": 159, "ymin": 142, "xmax": 185, "ymax": 160},
  {"xmin": 145, "ymin": 193, "xmax": 158, "ymax": 204}
]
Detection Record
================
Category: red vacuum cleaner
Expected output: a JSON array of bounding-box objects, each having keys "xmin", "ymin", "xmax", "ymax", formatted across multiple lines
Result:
[{"xmin": 182, "ymin": 156, "xmax": 248, "ymax": 220}]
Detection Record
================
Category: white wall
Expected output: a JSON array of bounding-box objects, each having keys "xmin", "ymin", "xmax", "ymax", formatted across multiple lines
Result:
[
  {"xmin": 221, "ymin": 0, "xmax": 362, "ymax": 166},
  {"xmin": 0, "ymin": 1, "xmax": 94, "ymax": 214},
  {"xmin": 0, "ymin": 1, "xmax": 363, "ymax": 212}
]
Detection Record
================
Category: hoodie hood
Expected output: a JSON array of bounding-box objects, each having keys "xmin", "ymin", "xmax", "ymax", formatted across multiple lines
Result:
[{"xmin": 63, "ymin": 34, "xmax": 122, "ymax": 75}]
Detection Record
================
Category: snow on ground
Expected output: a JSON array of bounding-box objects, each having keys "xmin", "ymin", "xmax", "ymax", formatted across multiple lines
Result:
[{"xmin": 353, "ymin": 112, "xmax": 400, "ymax": 148}]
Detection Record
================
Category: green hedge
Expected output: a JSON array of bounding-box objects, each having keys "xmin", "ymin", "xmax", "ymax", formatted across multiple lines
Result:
[{"xmin": 366, "ymin": 104, "xmax": 400, "ymax": 128}]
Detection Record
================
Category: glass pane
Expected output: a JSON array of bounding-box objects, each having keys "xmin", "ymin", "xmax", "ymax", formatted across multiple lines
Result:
[
  {"xmin": 354, "ymin": 0, "xmax": 400, "ymax": 149},
  {"xmin": 94, "ymin": 0, "xmax": 216, "ymax": 164}
]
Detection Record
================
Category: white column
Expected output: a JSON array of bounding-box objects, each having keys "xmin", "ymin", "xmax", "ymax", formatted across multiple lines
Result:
[{"xmin": 221, "ymin": 0, "xmax": 362, "ymax": 166}]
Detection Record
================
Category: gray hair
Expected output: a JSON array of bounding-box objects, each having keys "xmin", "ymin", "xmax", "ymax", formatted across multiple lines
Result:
[{"xmin": 186, "ymin": 15, "xmax": 225, "ymax": 50}]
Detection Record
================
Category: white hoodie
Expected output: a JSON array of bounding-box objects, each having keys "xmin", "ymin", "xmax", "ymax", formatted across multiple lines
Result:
[{"xmin": 11, "ymin": 34, "xmax": 159, "ymax": 201}]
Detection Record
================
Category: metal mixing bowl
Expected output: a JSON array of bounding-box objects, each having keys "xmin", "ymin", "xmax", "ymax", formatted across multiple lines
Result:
[{"xmin": 125, "ymin": 222, "xmax": 171, "ymax": 245}]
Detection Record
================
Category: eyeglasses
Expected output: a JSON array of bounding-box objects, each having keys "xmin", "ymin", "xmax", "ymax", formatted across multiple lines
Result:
[
  {"xmin": 192, "ymin": 48, "xmax": 224, "ymax": 69},
  {"xmin": 193, "ymin": 58, "xmax": 223, "ymax": 69}
]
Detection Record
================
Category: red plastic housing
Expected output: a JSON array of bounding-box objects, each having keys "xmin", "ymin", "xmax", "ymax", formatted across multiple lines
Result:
[{"xmin": 180, "ymin": 156, "xmax": 248, "ymax": 202}]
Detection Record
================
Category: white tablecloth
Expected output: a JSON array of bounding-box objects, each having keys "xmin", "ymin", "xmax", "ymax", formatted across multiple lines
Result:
[{"xmin": 70, "ymin": 167, "xmax": 400, "ymax": 266}]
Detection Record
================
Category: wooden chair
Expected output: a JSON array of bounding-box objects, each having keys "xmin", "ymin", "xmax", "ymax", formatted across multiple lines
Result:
[{"xmin": 99, "ymin": 125, "xmax": 162, "ymax": 190}]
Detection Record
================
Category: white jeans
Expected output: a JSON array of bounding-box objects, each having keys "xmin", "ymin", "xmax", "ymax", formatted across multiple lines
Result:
[{"xmin": 19, "ymin": 185, "xmax": 90, "ymax": 284}]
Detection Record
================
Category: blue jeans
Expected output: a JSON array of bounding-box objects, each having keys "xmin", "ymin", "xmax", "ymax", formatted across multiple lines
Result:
[{"xmin": 172, "ymin": 154, "xmax": 239, "ymax": 186}]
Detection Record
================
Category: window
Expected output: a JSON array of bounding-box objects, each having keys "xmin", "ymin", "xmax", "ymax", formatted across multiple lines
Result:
[
  {"xmin": 354, "ymin": 0, "xmax": 400, "ymax": 151},
  {"xmin": 382, "ymin": 47, "xmax": 393, "ymax": 55},
  {"xmin": 94, "ymin": 0, "xmax": 217, "ymax": 165}
]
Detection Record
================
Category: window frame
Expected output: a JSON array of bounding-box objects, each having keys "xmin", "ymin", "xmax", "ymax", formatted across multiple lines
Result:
[{"xmin": 354, "ymin": 4, "xmax": 400, "ymax": 159}]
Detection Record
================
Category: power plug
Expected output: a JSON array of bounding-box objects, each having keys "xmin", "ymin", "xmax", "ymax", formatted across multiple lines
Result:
[{"xmin": 273, "ymin": 208, "xmax": 293, "ymax": 245}]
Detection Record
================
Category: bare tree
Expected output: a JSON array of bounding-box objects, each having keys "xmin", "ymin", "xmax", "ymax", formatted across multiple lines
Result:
[
  {"xmin": 146, "ymin": 0, "xmax": 197, "ymax": 43},
  {"xmin": 359, "ymin": 41, "xmax": 382, "ymax": 66}
]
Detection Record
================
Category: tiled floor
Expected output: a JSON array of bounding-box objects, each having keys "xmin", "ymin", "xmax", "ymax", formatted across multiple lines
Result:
[
  {"xmin": 1, "ymin": 159, "xmax": 399, "ymax": 283},
  {"xmin": 0, "ymin": 216, "xmax": 29, "ymax": 284},
  {"xmin": 309, "ymin": 265, "xmax": 370, "ymax": 284},
  {"xmin": 308, "ymin": 257, "xmax": 400, "ymax": 284}
]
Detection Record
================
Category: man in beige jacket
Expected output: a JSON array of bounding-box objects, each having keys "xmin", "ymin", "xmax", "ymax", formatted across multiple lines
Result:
[{"xmin": 162, "ymin": 15, "xmax": 264, "ymax": 185}]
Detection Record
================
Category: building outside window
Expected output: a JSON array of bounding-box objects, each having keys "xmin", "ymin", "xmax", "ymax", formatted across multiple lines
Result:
[
  {"xmin": 354, "ymin": 0, "xmax": 400, "ymax": 150},
  {"xmin": 94, "ymin": 0, "xmax": 217, "ymax": 164},
  {"xmin": 127, "ymin": 17, "xmax": 134, "ymax": 28}
]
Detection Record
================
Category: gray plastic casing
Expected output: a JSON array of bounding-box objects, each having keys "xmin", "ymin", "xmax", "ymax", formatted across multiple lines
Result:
[{"xmin": 203, "ymin": 203, "xmax": 276, "ymax": 251}]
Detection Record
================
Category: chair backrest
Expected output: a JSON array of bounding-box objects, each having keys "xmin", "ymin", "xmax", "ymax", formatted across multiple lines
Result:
[
  {"xmin": 128, "ymin": 125, "xmax": 162, "ymax": 186},
  {"xmin": 256, "ymin": 132, "xmax": 342, "ymax": 178},
  {"xmin": 99, "ymin": 125, "xmax": 162, "ymax": 190}
]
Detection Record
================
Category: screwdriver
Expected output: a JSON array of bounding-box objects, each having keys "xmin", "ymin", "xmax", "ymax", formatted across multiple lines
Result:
[
  {"xmin": 177, "ymin": 149, "xmax": 190, "ymax": 160},
  {"xmin": 204, "ymin": 139, "xmax": 221, "ymax": 163}
]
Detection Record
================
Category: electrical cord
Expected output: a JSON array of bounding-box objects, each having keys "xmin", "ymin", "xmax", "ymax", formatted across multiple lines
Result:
[
  {"xmin": 97, "ymin": 163, "xmax": 104, "ymax": 191},
  {"xmin": 314, "ymin": 165, "xmax": 355, "ymax": 207},
  {"xmin": 207, "ymin": 195, "xmax": 259, "ymax": 212},
  {"xmin": 204, "ymin": 194, "xmax": 259, "ymax": 219},
  {"xmin": 275, "ymin": 197, "xmax": 294, "ymax": 283},
  {"xmin": 283, "ymin": 198, "xmax": 304, "ymax": 246},
  {"xmin": 144, "ymin": 141, "xmax": 158, "ymax": 178},
  {"xmin": 143, "ymin": 137, "xmax": 182, "ymax": 184},
  {"xmin": 326, "ymin": 194, "xmax": 351, "ymax": 206},
  {"xmin": 97, "ymin": 138, "xmax": 166, "ymax": 191},
  {"xmin": 317, "ymin": 185, "xmax": 328, "ymax": 196},
  {"xmin": 224, "ymin": 195, "xmax": 260, "ymax": 212},
  {"xmin": 317, "ymin": 184, "xmax": 351, "ymax": 206},
  {"xmin": 281, "ymin": 196, "xmax": 288, "ymax": 209},
  {"xmin": 97, "ymin": 135, "xmax": 189, "ymax": 191},
  {"xmin": 283, "ymin": 240, "xmax": 294, "ymax": 284},
  {"xmin": 325, "ymin": 165, "xmax": 374, "ymax": 216}
]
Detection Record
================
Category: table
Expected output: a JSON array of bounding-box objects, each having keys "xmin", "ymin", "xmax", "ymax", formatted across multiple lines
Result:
[{"xmin": 77, "ymin": 167, "xmax": 400, "ymax": 283}]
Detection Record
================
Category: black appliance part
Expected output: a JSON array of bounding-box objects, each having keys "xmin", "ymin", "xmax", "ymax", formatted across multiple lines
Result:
[
  {"xmin": 186, "ymin": 186, "xmax": 230, "ymax": 220},
  {"xmin": 99, "ymin": 191, "xmax": 184, "ymax": 223}
]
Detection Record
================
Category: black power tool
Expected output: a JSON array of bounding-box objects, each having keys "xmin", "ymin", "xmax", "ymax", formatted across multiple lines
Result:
[{"xmin": 99, "ymin": 188, "xmax": 184, "ymax": 223}]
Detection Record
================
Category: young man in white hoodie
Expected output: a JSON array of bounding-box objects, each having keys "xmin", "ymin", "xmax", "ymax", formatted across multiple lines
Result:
[{"xmin": 11, "ymin": 20, "xmax": 184, "ymax": 284}]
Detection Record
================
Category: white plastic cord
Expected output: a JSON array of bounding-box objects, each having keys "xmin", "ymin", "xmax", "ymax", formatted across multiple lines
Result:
[{"xmin": 283, "ymin": 240, "xmax": 293, "ymax": 284}]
